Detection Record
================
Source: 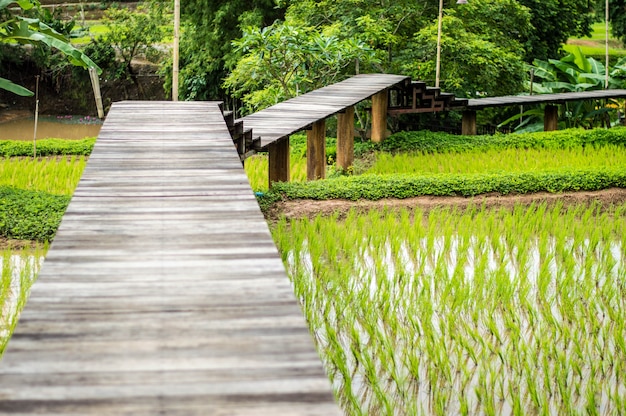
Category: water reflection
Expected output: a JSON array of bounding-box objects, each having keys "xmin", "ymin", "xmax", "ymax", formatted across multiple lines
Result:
[{"xmin": 0, "ymin": 253, "xmax": 44, "ymax": 345}]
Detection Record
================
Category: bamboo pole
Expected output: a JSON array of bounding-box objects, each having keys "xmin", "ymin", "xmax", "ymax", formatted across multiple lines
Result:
[
  {"xmin": 33, "ymin": 75, "xmax": 39, "ymax": 159},
  {"xmin": 172, "ymin": 0, "xmax": 180, "ymax": 101}
]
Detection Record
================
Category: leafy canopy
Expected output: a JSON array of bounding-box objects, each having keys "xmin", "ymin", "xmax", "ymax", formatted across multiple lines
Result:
[{"xmin": 224, "ymin": 21, "xmax": 379, "ymax": 113}]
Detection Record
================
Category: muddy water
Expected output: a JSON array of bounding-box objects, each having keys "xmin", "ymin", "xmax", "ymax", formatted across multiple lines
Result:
[{"xmin": 0, "ymin": 116, "xmax": 102, "ymax": 140}]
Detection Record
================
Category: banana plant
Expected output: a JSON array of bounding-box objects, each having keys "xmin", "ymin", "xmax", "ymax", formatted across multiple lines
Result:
[
  {"xmin": 0, "ymin": 0, "xmax": 99, "ymax": 96},
  {"xmin": 499, "ymin": 47, "xmax": 619, "ymax": 132}
]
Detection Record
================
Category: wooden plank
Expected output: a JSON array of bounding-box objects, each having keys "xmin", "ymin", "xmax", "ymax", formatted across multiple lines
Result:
[{"xmin": 0, "ymin": 101, "xmax": 340, "ymax": 415}]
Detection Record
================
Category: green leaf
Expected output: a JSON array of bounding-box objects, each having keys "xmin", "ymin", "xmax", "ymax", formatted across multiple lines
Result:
[
  {"xmin": 0, "ymin": 77, "xmax": 34, "ymax": 96},
  {"xmin": 570, "ymin": 46, "xmax": 591, "ymax": 73}
]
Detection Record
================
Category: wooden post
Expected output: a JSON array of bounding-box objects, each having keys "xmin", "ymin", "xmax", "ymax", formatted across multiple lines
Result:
[
  {"xmin": 544, "ymin": 105, "xmax": 558, "ymax": 131},
  {"xmin": 307, "ymin": 119, "xmax": 326, "ymax": 180},
  {"xmin": 336, "ymin": 106, "xmax": 354, "ymax": 171},
  {"xmin": 461, "ymin": 110, "xmax": 477, "ymax": 135},
  {"xmin": 268, "ymin": 136, "xmax": 290, "ymax": 188},
  {"xmin": 371, "ymin": 90, "xmax": 388, "ymax": 143}
]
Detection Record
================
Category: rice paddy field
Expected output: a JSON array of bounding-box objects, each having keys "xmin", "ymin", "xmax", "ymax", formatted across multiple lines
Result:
[
  {"xmin": 0, "ymin": 156, "xmax": 87, "ymax": 195},
  {"xmin": 272, "ymin": 203, "xmax": 626, "ymax": 415},
  {"xmin": 0, "ymin": 155, "xmax": 84, "ymax": 354},
  {"xmin": 0, "ymin": 128, "xmax": 625, "ymax": 414}
]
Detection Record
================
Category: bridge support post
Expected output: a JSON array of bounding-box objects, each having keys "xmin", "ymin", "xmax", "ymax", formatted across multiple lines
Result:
[
  {"xmin": 462, "ymin": 110, "xmax": 477, "ymax": 135},
  {"xmin": 544, "ymin": 105, "xmax": 558, "ymax": 131},
  {"xmin": 307, "ymin": 119, "xmax": 326, "ymax": 180},
  {"xmin": 268, "ymin": 136, "xmax": 290, "ymax": 187},
  {"xmin": 371, "ymin": 90, "xmax": 388, "ymax": 143},
  {"xmin": 337, "ymin": 105, "xmax": 354, "ymax": 171}
]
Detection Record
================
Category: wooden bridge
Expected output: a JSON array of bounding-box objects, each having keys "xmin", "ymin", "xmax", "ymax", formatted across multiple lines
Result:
[{"xmin": 0, "ymin": 101, "xmax": 341, "ymax": 414}]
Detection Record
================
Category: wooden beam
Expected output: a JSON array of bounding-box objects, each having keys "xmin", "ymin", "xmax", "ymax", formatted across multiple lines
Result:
[
  {"xmin": 544, "ymin": 105, "xmax": 559, "ymax": 131},
  {"xmin": 268, "ymin": 136, "xmax": 290, "ymax": 187},
  {"xmin": 461, "ymin": 110, "xmax": 477, "ymax": 135},
  {"xmin": 371, "ymin": 90, "xmax": 388, "ymax": 143},
  {"xmin": 307, "ymin": 119, "xmax": 326, "ymax": 180},
  {"xmin": 336, "ymin": 106, "xmax": 354, "ymax": 171}
]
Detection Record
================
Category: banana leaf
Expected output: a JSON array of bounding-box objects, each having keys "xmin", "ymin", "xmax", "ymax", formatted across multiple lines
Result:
[{"xmin": 0, "ymin": 77, "xmax": 34, "ymax": 96}]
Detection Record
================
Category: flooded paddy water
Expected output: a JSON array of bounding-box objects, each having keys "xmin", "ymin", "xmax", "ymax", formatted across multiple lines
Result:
[
  {"xmin": 0, "ymin": 250, "xmax": 45, "ymax": 354},
  {"xmin": 0, "ymin": 114, "xmax": 102, "ymax": 141}
]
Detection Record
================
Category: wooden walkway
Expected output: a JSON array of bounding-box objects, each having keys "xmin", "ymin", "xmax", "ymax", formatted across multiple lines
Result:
[
  {"xmin": 242, "ymin": 73, "xmax": 409, "ymax": 149},
  {"xmin": 465, "ymin": 89, "xmax": 626, "ymax": 109},
  {"xmin": 0, "ymin": 101, "xmax": 340, "ymax": 415}
]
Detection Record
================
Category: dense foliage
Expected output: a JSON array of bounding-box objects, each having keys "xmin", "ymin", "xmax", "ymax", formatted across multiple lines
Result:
[
  {"xmin": 0, "ymin": 186, "xmax": 69, "ymax": 241},
  {"xmin": 0, "ymin": 0, "xmax": 99, "ymax": 96},
  {"xmin": 403, "ymin": 0, "xmax": 530, "ymax": 97},
  {"xmin": 517, "ymin": 0, "xmax": 594, "ymax": 61},
  {"xmin": 201, "ymin": 0, "xmax": 602, "ymax": 106},
  {"xmin": 176, "ymin": 0, "xmax": 285, "ymax": 101}
]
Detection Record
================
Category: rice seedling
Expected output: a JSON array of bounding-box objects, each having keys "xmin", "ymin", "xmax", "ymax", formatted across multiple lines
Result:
[
  {"xmin": 272, "ymin": 202, "xmax": 626, "ymax": 414},
  {"xmin": 244, "ymin": 154, "xmax": 308, "ymax": 192},
  {"xmin": 0, "ymin": 246, "xmax": 46, "ymax": 357},
  {"xmin": 364, "ymin": 145, "xmax": 626, "ymax": 176},
  {"xmin": 0, "ymin": 156, "xmax": 87, "ymax": 195}
]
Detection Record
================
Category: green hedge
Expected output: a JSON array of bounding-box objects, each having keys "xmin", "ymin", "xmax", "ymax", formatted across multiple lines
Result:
[
  {"xmin": 266, "ymin": 168, "xmax": 626, "ymax": 201},
  {"xmin": 0, "ymin": 186, "xmax": 70, "ymax": 241},
  {"xmin": 381, "ymin": 127, "xmax": 626, "ymax": 154},
  {"xmin": 0, "ymin": 138, "xmax": 96, "ymax": 157}
]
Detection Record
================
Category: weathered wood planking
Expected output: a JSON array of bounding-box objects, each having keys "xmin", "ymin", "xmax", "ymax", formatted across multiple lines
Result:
[
  {"xmin": 465, "ymin": 89, "xmax": 626, "ymax": 109},
  {"xmin": 242, "ymin": 73, "xmax": 409, "ymax": 148},
  {"xmin": 0, "ymin": 101, "xmax": 340, "ymax": 415}
]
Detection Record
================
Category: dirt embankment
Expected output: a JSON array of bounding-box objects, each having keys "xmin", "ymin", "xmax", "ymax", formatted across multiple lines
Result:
[{"xmin": 266, "ymin": 188, "xmax": 626, "ymax": 222}]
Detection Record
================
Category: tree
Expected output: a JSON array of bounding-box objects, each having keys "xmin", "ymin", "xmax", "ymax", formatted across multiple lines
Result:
[
  {"xmin": 283, "ymin": 0, "xmax": 439, "ymax": 73},
  {"xmin": 517, "ymin": 0, "xmax": 595, "ymax": 61},
  {"xmin": 400, "ymin": 0, "xmax": 531, "ymax": 97},
  {"xmin": 177, "ymin": 0, "xmax": 284, "ymax": 101},
  {"xmin": 604, "ymin": 0, "xmax": 626, "ymax": 46},
  {"xmin": 0, "ymin": 0, "xmax": 98, "ymax": 96},
  {"xmin": 223, "ymin": 21, "xmax": 379, "ymax": 113},
  {"xmin": 402, "ymin": 16, "xmax": 527, "ymax": 98},
  {"xmin": 100, "ymin": 1, "xmax": 169, "ymax": 97}
]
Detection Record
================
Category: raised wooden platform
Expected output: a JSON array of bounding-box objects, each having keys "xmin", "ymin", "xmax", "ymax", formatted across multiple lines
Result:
[
  {"xmin": 241, "ymin": 73, "xmax": 410, "ymax": 149},
  {"xmin": 0, "ymin": 101, "xmax": 339, "ymax": 415}
]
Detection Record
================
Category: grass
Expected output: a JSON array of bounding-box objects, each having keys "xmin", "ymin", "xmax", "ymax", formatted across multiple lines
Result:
[
  {"xmin": 566, "ymin": 21, "xmax": 626, "ymax": 57},
  {"xmin": 71, "ymin": 22, "xmax": 109, "ymax": 45},
  {"xmin": 271, "ymin": 203, "xmax": 626, "ymax": 414}
]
